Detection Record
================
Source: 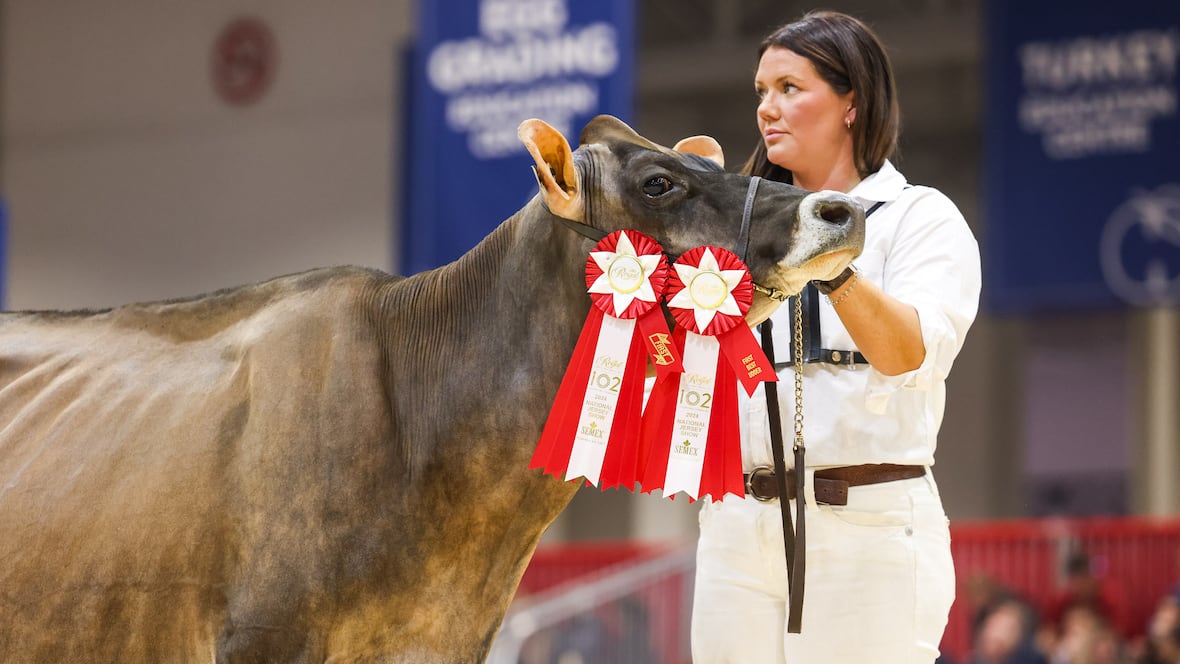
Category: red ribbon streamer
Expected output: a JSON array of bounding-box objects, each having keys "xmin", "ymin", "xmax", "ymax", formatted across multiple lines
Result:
[
  {"xmin": 639, "ymin": 246, "xmax": 775, "ymax": 501},
  {"xmin": 531, "ymin": 230, "xmax": 680, "ymax": 490}
]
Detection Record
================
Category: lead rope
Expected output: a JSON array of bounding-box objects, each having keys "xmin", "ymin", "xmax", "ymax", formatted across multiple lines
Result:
[
  {"xmin": 788, "ymin": 292, "xmax": 807, "ymax": 634},
  {"xmin": 758, "ymin": 299, "xmax": 806, "ymax": 635},
  {"xmin": 769, "ymin": 199, "xmax": 888, "ymax": 634}
]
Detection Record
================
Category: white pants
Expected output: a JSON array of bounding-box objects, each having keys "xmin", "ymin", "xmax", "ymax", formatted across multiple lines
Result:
[{"xmin": 691, "ymin": 471, "xmax": 955, "ymax": 664}]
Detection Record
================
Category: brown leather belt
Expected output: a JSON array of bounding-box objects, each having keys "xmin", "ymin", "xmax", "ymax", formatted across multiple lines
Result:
[{"xmin": 743, "ymin": 464, "xmax": 926, "ymax": 505}]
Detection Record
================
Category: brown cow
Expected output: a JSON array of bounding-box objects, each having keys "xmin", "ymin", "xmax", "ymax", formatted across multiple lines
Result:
[{"xmin": 0, "ymin": 115, "xmax": 863, "ymax": 662}]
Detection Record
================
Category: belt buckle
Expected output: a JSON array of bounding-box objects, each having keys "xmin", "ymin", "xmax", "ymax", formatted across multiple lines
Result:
[{"xmin": 746, "ymin": 465, "xmax": 776, "ymax": 502}]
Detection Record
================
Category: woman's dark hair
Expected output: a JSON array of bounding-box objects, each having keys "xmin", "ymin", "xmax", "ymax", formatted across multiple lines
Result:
[{"xmin": 741, "ymin": 11, "xmax": 900, "ymax": 183}]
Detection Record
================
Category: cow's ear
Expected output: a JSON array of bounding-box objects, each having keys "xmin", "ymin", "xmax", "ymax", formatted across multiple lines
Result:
[
  {"xmin": 518, "ymin": 119, "xmax": 584, "ymax": 221},
  {"xmin": 673, "ymin": 135, "xmax": 725, "ymax": 169}
]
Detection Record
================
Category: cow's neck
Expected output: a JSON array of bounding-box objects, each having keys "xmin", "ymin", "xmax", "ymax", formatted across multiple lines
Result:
[
  {"xmin": 467, "ymin": 197, "xmax": 592, "ymax": 408},
  {"xmin": 366, "ymin": 198, "xmax": 593, "ymax": 638},
  {"xmin": 384, "ymin": 195, "xmax": 593, "ymax": 493},
  {"xmin": 432, "ymin": 198, "xmax": 593, "ymax": 354}
]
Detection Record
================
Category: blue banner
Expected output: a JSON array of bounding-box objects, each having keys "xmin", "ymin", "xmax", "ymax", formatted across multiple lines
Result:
[
  {"xmin": 401, "ymin": 0, "xmax": 634, "ymax": 275},
  {"xmin": 985, "ymin": 0, "xmax": 1180, "ymax": 312}
]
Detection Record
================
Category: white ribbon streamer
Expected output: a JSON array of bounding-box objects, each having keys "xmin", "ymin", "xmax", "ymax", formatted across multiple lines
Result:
[
  {"xmin": 661, "ymin": 332, "xmax": 720, "ymax": 499},
  {"xmin": 564, "ymin": 315, "xmax": 637, "ymax": 485}
]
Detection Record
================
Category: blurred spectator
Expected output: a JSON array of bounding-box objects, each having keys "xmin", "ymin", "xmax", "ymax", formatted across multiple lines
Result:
[
  {"xmin": 968, "ymin": 573, "xmax": 1042, "ymax": 650},
  {"xmin": 971, "ymin": 598, "xmax": 1049, "ymax": 664},
  {"xmin": 1045, "ymin": 552, "xmax": 1132, "ymax": 640},
  {"xmin": 1134, "ymin": 593, "xmax": 1180, "ymax": 664},
  {"xmin": 1048, "ymin": 605, "xmax": 1124, "ymax": 664}
]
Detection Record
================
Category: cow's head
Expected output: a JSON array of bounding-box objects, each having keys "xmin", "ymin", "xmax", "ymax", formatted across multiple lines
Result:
[{"xmin": 519, "ymin": 115, "xmax": 865, "ymax": 323}]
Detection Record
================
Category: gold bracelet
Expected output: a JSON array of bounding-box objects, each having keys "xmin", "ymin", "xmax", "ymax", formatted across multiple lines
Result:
[{"xmin": 827, "ymin": 271, "xmax": 859, "ymax": 306}]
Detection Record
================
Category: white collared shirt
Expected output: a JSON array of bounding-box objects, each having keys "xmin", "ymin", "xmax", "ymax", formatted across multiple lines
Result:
[{"xmin": 742, "ymin": 160, "xmax": 982, "ymax": 470}]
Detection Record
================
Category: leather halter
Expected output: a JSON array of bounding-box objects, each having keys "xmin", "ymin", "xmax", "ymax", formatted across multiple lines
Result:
[{"xmin": 734, "ymin": 176, "xmax": 758, "ymax": 263}]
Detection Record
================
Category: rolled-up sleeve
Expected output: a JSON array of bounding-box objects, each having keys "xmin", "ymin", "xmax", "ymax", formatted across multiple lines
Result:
[{"xmin": 864, "ymin": 188, "xmax": 981, "ymax": 414}]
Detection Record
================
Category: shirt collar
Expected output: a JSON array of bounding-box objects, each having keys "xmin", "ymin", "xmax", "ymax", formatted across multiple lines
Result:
[{"xmin": 849, "ymin": 159, "xmax": 908, "ymax": 205}]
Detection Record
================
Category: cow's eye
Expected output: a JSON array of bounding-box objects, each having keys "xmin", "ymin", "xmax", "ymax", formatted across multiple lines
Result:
[{"xmin": 643, "ymin": 176, "xmax": 673, "ymax": 197}]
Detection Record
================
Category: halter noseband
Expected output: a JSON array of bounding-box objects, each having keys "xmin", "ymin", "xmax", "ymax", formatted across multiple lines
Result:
[{"xmin": 741, "ymin": 177, "xmax": 789, "ymax": 302}]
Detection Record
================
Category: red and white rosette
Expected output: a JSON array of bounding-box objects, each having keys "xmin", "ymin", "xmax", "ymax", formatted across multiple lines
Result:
[
  {"xmin": 639, "ymin": 246, "xmax": 777, "ymax": 501},
  {"xmin": 531, "ymin": 230, "xmax": 683, "ymax": 490}
]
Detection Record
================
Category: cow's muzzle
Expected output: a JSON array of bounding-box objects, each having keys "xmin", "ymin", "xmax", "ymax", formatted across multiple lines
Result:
[{"xmin": 787, "ymin": 190, "xmax": 866, "ymax": 278}]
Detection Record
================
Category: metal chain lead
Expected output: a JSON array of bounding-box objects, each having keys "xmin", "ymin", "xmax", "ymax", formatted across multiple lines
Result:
[{"xmin": 792, "ymin": 293, "xmax": 805, "ymax": 450}]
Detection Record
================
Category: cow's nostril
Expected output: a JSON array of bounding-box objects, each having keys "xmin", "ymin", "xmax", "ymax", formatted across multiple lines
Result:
[{"xmin": 817, "ymin": 201, "xmax": 852, "ymax": 226}]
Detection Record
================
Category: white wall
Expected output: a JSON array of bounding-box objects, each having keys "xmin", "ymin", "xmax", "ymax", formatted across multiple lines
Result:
[{"xmin": 2, "ymin": 0, "xmax": 412, "ymax": 310}]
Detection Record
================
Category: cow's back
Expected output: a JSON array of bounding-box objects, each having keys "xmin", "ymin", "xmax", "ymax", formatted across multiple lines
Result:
[{"xmin": 0, "ymin": 266, "xmax": 400, "ymax": 661}]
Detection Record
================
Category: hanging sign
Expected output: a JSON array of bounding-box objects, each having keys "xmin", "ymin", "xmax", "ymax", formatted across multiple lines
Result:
[
  {"xmin": 985, "ymin": 0, "xmax": 1180, "ymax": 311},
  {"xmin": 402, "ymin": 0, "xmax": 634, "ymax": 274}
]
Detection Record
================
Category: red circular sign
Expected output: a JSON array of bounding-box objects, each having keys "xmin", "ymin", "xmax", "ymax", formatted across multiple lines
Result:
[{"xmin": 212, "ymin": 17, "xmax": 277, "ymax": 106}]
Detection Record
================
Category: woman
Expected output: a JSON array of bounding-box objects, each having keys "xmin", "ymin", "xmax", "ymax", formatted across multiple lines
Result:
[{"xmin": 691, "ymin": 11, "xmax": 981, "ymax": 664}]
